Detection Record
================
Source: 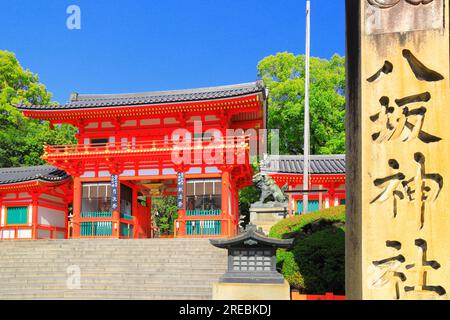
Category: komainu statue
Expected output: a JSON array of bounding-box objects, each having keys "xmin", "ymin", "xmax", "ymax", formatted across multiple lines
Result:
[{"xmin": 252, "ymin": 172, "xmax": 288, "ymax": 206}]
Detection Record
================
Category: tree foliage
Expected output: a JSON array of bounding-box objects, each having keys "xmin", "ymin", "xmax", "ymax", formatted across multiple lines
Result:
[
  {"xmin": 258, "ymin": 52, "xmax": 346, "ymax": 155},
  {"xmin": 0, "ymin": 50, "xmax": 76, "ymax": 168},
  {"xmin": 269, "ymin": 205, "xmax": 346, "ymax": 294},
  {"xmin": 151, "ymin": 196, "xmax": 178, "ymax": 235}
]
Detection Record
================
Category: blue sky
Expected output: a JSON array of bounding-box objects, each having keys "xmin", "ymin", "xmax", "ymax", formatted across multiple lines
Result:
[{"xmin": 0, "ymin": 0, "xmax": 345, "ymax": 103}]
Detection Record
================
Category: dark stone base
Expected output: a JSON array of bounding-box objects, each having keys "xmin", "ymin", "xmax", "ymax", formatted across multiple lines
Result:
[{"xmin": 219, "ymin": 272, "xmax": 285, "ymax": 284}]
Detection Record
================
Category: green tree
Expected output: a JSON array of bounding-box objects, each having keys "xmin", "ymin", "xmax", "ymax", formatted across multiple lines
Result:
[
  {"xmin": 269, "ymin": 205, "xmax": 346, "ymax": 294},
  {"xmin": 0, "ymin": 50, "xmax": 76, "ymax": 168},
  {"xmin": 258, "ymin": 52, "xmax": 345, "ymax": 155},
  {"xmin": 151, "ymin": 196, "xmax": 178, "ymax": 235}
]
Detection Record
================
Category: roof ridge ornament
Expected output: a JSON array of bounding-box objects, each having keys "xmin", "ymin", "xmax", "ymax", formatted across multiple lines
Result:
[{"xmin": 70, "ymin": 92, "xmax": 79, "ymax": 102}]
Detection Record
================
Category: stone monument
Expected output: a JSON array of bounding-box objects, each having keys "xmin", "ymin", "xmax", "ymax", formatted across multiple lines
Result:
[
  {"xmin": 210, "ymin": 224, "xmax": 293, "ymax": 300},
  {"xmin": 249, "ymin": 173, "xmax": 289, "ymax": 235},
  {"xmin": 346, "ymin": 0, "xmax": 449, "ymax": 300}
]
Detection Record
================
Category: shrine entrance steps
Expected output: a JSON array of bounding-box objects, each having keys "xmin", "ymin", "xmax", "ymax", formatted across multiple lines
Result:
[{"xmin": 0, "ymin": 239, "xmax": 227, "ymax": 300}]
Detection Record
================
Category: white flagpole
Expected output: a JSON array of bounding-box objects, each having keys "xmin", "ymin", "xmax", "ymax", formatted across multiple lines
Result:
[{"xmin": 303, "ymin": 0, "xmax": 311, "ymax": 215}]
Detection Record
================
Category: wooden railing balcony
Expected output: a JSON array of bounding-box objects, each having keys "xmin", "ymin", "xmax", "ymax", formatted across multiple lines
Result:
[
  {"xmin": 42, "ymin": 136, "xmax": 251, "ymax": 161},
  {"xmin": 174, "ymin": 215, "xmax": 238, "ymax": 238},
  {"xmin": 81, "ymin": 211, "xmax": 113, "ymax": 218},
  {"xmin": 185, "ymin": 209, "xmax": 221, "ymax": 217}
]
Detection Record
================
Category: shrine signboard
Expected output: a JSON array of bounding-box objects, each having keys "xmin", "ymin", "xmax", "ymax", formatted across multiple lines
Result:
[
  {"xmin": 111, "ymin": 174, "xmax": 119, "ymax": 212},
  {"xmin": 177, "ymin": 172, "xmax": 185, "ymax": 209},
  {"xmin": 346, "ymin": 0, "xmax": 449, "ymax": 300}
]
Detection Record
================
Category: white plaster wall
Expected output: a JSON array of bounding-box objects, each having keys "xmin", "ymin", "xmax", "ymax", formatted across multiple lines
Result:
[
  {"xmin": 122, "ymin": 120, "xmax": 137, "ymax": 127},
  {"xmin": 1, "ymin": 206, "xmax": 4, "ymax": 226},
  {"xmin": 164, "ymin": 117, "xmax": 178, "ymax": 124},
  {"xmin": 139, "ymin": 169, "xmax": 159, "ymax": 176},
  {"xmin": 140, "ymin": 118, "xmax": 160, "ymax": 126},
  {"xmin": 187, "ymin": 116, "xmax": 201, "ymax": 123},
  {"xmin": 205, "ymin": 167, "xmax": 220, "ymax": 173},
  {"xmin": 205, "ymin": 115, "xmax": 219, "ymax": 122},
  {"xmin": 187, "ymin": 167, "xmax": 202, "ymax": 174},
  {"xmin": 101, "ymin": 121, "xmax": 114, "ymax": 128},
  {"xmin": 38, "ymin": 206, "xmax": 65, "ymax": 228},
  {"xmin": 18, "ymin": 229, "xmax": 32, "ymax": 239},
  {"xmin": 162, "ymin": 168, "xmax": 176, "ymax": 175},
  {"xmin": 85, "ymin": 122, "xmax": 99, "ymax": 129},
  {"xmin": 98, "ymin": 171, "xmax": 111, "ymax": 177},
  {"xmin": 81, "ymin": 171, "xmax": 96, "ymax": 178},
  {"xmin": 121, "ymin": 170, "xmax": 136, "ymax": 177},
  {"xmin": 28, "ymin": 204, "xmax": 32, "ymax": 226},
  {"xmin": 1, "ymin": 230, "xmax": 14, "ymax": 239}
]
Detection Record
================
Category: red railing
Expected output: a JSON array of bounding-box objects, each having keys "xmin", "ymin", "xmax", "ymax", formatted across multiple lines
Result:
[
  {"xmin": 43, "ymin": 136, "xmax": 250, "ymax": 159},
  {"xmin": 70, "ymin": 215, "xmax": 137, "ymax": 239},
  {"xmin": 174, "ymin": 216, "xmax": 237, "ymax": 238},
  {"xmin": 291, "ymin": 291, "xmax": 346, "ymax": 300}
]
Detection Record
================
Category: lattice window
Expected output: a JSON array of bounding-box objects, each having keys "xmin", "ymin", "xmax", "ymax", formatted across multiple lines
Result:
[{"xmin": 231, "ymin": 249, "xmax": 272, "ymax": 272}]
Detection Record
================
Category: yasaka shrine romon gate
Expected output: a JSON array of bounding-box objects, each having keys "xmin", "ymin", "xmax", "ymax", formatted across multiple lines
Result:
[{"xmin": 3, "ymin": 82, "xmax": 267, "ymax": 239}]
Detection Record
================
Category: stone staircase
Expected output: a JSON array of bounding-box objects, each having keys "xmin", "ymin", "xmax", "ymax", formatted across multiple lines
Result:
[{"xmin": 0, "ymin": 239, "xmax": 228, "ymax": 300}]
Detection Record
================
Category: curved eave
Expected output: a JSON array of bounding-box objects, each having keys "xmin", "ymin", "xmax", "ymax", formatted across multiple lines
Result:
[
  {"xmin": 210, "ymin": 229, "xmax": 293, "ymax": 249},
  {"xmin": 19, "ymin": 93, "xmax": 264, "ymax": 123},
  {"xmin": 0, "ymin": 178, "xmax": 71, "ymax": 192}
]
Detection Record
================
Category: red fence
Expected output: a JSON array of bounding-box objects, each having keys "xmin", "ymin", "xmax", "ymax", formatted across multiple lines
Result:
[{"xmin": 291, "ymin": 292, "xmax": 346, "ymax": 300}]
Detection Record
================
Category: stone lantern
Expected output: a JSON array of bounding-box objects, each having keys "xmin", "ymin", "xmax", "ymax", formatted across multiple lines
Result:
[{"xmin": 210, "ymin": 224, "xmax": 293, "ymax": 300}]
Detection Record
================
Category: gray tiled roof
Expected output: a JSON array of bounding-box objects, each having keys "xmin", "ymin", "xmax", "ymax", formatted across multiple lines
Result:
[
  {"xmin": 0, "ymin": 165, "xmax": 69, "ymax": 185},
  {"xmin": 260, "ymin": 155, "xmax": 346, "ymax": 175},
  {"xmin": 18, "ymin": 81, "xmax": 266, "ymax": 111}
]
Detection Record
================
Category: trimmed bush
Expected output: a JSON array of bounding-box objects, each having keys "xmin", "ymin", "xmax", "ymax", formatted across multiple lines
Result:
[{"xmin": 269, "ymin": 205, "xmax": 345, "ymax": 294}]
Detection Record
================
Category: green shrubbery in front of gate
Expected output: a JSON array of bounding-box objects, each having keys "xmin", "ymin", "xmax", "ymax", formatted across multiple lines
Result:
[{"xmin": 269, "ymin": 205, "xmax": 345, "ymax": 295}]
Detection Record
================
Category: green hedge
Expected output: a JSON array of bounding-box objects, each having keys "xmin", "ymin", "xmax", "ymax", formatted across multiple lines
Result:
[{"xmin": 269, "ymin": 205, "xmax": 345, "ymax": 294}]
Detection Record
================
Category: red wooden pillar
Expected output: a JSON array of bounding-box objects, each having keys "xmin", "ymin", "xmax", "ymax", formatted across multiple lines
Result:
[
  {"xmin": 132, "ymin": 186, "xmax": 138, "ymax": 238},
  {"xmin": 113, "ymin": 209, "xmax": 120, "ymax": 238},
  {"xmin": 31, "ymin": 192, "xmax": 39, "ymax": 239},
  {"xmin": 72, "ymin": 176, "xmax": 82, "ymax": 238},
  {"xmin": 287, "ymin": 184, "xmax": 293, "ymax": 217},
  {"xmin": 0, "ymin": 195, "xmax": 3, "ymax": 236},
  {"xmin": 221, "ymin": 168, "xmax": 231, "ymax": 237},
  {"xmin": 64, "ymin": 200, "xmax": 69, "ymax": 239},
  {"xmin": 234, "ymin": 186, "xmax": 240, "ymax": 236},
  {"xmin": 146, "ymin": 195, "xmax": 152, "ymax": 238},
  {"xmin": 328, "ymin": 184, "xmax": 336, "ymax": 208}
]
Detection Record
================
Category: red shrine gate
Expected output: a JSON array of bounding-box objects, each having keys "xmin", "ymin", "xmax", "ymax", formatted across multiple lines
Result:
[{"xmin": 12, "ymin": 82, "xmax": 267, "ymax": 239}]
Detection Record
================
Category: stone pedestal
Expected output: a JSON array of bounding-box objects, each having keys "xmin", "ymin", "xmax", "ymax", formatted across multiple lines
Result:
[
  {"xmin": 249, "ymin": 205, "xmax": 287, "ymax": 235},
  {"xmin": 212, "ymin": 280, "xmax": 290, "ymax": 300}
]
